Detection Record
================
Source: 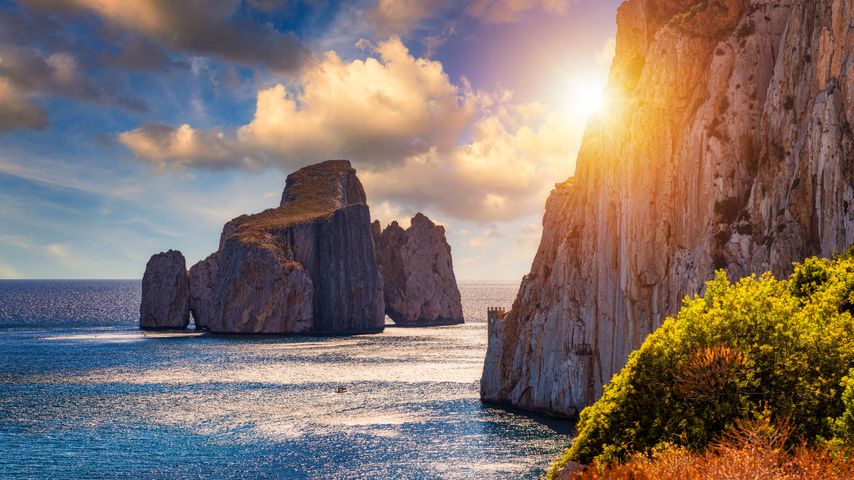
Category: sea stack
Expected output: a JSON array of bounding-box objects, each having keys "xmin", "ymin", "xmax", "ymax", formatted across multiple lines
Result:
[
  {"xmin": 481, "ymin": 0, "xmax": 854, "ymax": 416},
  {"xmin": 373, "ymin": 213, "xmax": 464, "ymax": 326},
  {"xmin": 186, "ymin": 160, "xmax": 385, "ymax": 334},
  {"xmin": 140, "ymin": 250, "xmax": 190, "ymax": 330},
  {"xmin": 187, "ymin": 252, "xmax": 219, "ymax": 330}
]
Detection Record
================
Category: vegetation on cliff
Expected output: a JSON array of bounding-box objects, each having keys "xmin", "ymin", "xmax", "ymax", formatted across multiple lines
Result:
[{"xmin": 549, "ymin": 251, "xmax": 854, "ymax": 475}]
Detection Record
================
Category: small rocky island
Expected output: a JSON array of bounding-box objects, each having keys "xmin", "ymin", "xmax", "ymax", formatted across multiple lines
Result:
[
  {"xmin": 140, "ymin": 250, "xmax": 190, "ymax": 330},
  {"xmin": 373, "ymin": 214, "xmax": 463, "ymax": 326},
  {"xmin": 140, "ymin": 160, "xmax": 464, "ymax": 333}
]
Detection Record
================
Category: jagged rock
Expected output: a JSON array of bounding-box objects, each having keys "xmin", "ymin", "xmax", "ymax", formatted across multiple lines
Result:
[
  {"xmin": 188, "ymin": 251, "xmax": 219, "ymax": 330},
  {"xmin": 374, "ymin": 213, "xmax": 463, "ymax": 326},
  {"xmin": 195, "ymin": 160, "xmax": 385, "ymax": 334},
  {"xmin": 140, "ymin": 250, "xmax": 190, "ymax": 330},
  {"xmin": 482, "ymin": 0, "xmax": 854, "ymax": 416}
]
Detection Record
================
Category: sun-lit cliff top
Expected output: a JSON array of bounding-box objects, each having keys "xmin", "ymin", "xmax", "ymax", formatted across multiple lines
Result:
[{"xmin": 225, "ymin": 160, "xmax": 367, "ymax": 237}]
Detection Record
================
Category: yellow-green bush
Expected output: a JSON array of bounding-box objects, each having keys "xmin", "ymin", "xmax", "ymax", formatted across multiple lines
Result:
[{"xmin": 551, "ymin": 253, "xmax": 854, "ymax": 473}]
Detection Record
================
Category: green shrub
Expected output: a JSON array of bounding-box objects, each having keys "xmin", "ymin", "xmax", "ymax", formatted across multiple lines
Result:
[{"xmin": 551, "ymin": 253, "xmax": 854, "ymax": 473}]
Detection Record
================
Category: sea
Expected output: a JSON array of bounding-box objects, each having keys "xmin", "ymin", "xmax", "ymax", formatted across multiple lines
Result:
[{"xmin": 0, "ymin": 280, "xmax": 572, "ymax": 479}]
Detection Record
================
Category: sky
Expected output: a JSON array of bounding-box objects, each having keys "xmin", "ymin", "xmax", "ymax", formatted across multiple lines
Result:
[{"xmin": 0, "ymin": 0, "xmax": 623, "ymax": 280}]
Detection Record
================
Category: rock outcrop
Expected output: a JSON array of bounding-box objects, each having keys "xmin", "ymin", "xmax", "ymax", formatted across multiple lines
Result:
[
  {"xmin": 188, "ymin": 251, "xmax": 218, "ymax": 330},
  {"xmin": 187, "ymin": 160, "xmax": 385, "ymax": 334},
  {"xmin": 373, "ymin": 213, "xmax": 464, "ymax": 326},
  {"xmin": 140, "ymin": 250, "xmax": 190, "ymax": 330},
  {"xmin": 482, "ymin": 0, "xmax": 854, "ymax": 416}
]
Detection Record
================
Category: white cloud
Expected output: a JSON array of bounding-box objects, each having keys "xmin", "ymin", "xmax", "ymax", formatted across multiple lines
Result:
[
  {"xmin": 360, "ymin": 98, "xmax": 582, "ymax": 221},
  {"xmin": 371, "ymin": 200, "xmax": 410, "ymax": 228},
  {"xmin": 118, "ymin": 123, "xmax": 249, "ymax": 170},
  {"xmin": 121, "ymin": 37, "xmax": 583, "ymax": 223},
  {"xmin": 121, "ymin": 37, "xmax": 478, "ymax": 171}
]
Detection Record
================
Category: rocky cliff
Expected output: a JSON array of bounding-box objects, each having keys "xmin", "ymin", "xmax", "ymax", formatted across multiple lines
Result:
[
  {"xmin": 140, "ymin": 250, "xmax": 190, "ymax": 330},
  {"xmin": 146, "ymin": 160, "xmax": 385, "ymax": 334},
  {"xmin": 482, "ymin": 0, "xmax": 854, "ymax": 416},
  {"xmin": 373, "ymin": 213, "xmax": 464, "ymax": 326},
  {"xmin": 188, "ymin": 251, "xmax": 218, "ymax": 330}
]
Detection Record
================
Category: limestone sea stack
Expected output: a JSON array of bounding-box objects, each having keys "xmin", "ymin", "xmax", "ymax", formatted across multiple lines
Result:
[
  {"xmin": 187, "ymin": 251, "xmax": 219, "ymax": 330},
  {"xmin": 373, "ymin": 213, "xmax": 464, "ymax": 326},
  {"xmin": 481, "ymin": 0, "xmax": 854, "ymax": 417},
  {"xmin": 140, "ymin": 250, "xmax": 190, "ymax": 330},
  {"xmin": 188, "ymin": 160, "xmax": 385, "ymax": 334}
]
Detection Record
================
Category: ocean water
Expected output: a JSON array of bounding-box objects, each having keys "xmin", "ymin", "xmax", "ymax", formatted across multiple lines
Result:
[{"xmin": 0, "ymin": 280, "xmax": 572, "ymax": 479}]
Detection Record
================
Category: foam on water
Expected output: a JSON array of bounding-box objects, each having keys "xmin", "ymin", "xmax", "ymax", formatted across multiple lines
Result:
[{"xmin": 0, "ymin": 280, "xmax": 572, "ymax": 479}]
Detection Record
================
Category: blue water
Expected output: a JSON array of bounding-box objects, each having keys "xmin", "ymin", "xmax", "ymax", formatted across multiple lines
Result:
[{"xmin": 0, "ymin": 280, "xmax": 571, "ymax": 479}]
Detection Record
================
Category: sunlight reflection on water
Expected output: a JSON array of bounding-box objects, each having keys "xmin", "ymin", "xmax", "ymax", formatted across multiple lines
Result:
[{"xmin": 0, "ymin": 281, "xmax": 572, "ymax": 479}]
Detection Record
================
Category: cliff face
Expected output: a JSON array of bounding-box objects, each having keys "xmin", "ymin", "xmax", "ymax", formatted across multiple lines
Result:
[
  {"xmin": 482, "ymin": 0, "xmax": 854, "ymax": 416},
  {"xmin": 373, "ymin": 213, "xmax": 464, "ymax": 326},
  {"xmin": 140, "ymin": 250, "xmax": 190, "ymax": 330},
  {"xmin": 186, "ymin": 160, "xmax": 385, "ymax": 334},
  {"xmin": 188, "ymin": 251, "xmax": 218, "ymax": 330}
]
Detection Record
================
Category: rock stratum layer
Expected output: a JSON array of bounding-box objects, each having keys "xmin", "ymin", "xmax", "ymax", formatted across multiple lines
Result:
[
  {"xmin": 140, "ymin": 250, "xmax": 190, "ymax": 330},
  {"xmin": 144, "ymin": 160, "xmax": 385, "ymax": 334},
  {"xmin": 373, "ymin": 213, "xmax": 464, "ymax": 326},
  {"xmin": 482, "ymin": 0, "xmax": 854, "ymax": 416}
]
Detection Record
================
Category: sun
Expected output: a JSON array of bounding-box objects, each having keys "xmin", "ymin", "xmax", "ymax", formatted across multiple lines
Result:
[
  {"xmin": 573, "ymin": 87, "xmax": 604, "ymax": 119},
  {"xmin": 560, "ymin": 72, "xmax": 609, "ymax": 121}
]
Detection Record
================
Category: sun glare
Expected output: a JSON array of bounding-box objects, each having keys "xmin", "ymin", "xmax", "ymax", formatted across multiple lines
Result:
[{"xmin": 561, "ymin": 73, "xmax": 609, "ymax": 121}]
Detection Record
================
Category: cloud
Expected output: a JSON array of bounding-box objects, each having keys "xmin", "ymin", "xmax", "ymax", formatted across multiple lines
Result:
[
  {"xmin": 118, "ymin": 123, "xmax": 250, "ymax": 170},
  {"xmin": 364, "ymin": 0, "xmax": 574, "ymax": 38},
  {"xmin": 46, "ymin": 243, "xmax": 71, "ymax": 259},
  {"xmin": 0, "ymin": 77, "xmax": 46, "ymax": 132},
  {"xmin": 467, "ymin": 228, "xmax": 501, "ymax": 249},
  {"xmin": 360, "ymin": 99, "xmax": 581, "ymax": 221},
  {"xmin": 371, "ymin": 200, "xmax": 409, "ymax": 228},
  {"xmin": 0, "ymin": 263, "xmax": 20, "ymax": 279},
  {"xmin": 364, "ymin": 0, "xmax": 450, "ymax": 36},
  {"xmin": 516, "ymin": 222, "xmax": 542, "ymax": 248},
  {"xmin": 121, "ymin": 36, "xmax": 478, "ymax": 170},
  {"xmin": 0, "ymin": 233, "xmax": 81, "ymax": 271},
  {"xmin": 0, "ymin": 45, "xmax": 147, "ymax": 132},
  {"xmin": 21, "ymin": 0, "xmax": 309, "ymax": 73},
  {"xmin": 120, "ymin": 37, "xmax": 581, "ymax": 223},
  {"xmin": 466, "ymin": 0, "xmax": 572, "ymax": 24}
]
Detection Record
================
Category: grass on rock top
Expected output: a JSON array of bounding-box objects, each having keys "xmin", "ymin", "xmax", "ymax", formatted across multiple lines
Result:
[{"xmin": 229, "ymin": 160, "xmax": 359, "ymax": 236}]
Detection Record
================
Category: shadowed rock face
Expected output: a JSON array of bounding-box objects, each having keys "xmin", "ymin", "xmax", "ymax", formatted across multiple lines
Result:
[
  {"xmin": 482, "ymin": 0, "xmax": 854, "ymax": 416},
  {"xmin": 186, "ymin": 160, "xmax": 385, "ymax": 334},
  {"xmin": 374, "ymin": 213, "xmax": 463, "ymax": 326},
  {"xmin": 188, "ymin": 252, "xmax": 219, "ymax": 330},
  {"xmin": 210, "ymin": 235, "xmax": 313, "ymax": 333},
  {"xmin": 140, "ymin": 250, "xmax": 190, "ymax": 330}
]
